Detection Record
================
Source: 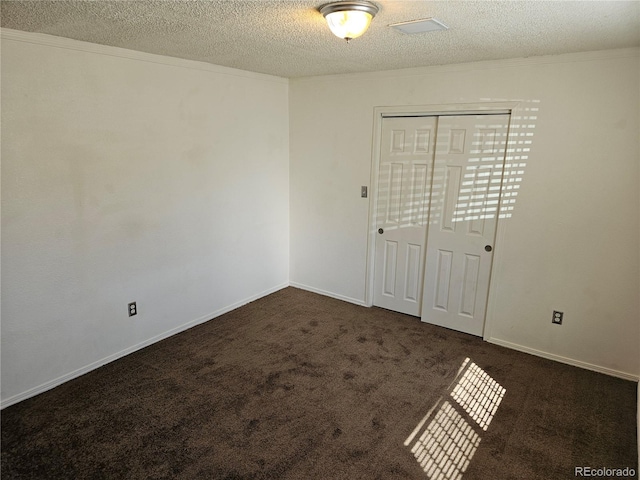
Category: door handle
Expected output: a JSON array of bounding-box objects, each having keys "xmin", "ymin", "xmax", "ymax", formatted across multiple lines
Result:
[
  {"xmin": 378, "ymin": 228, "xmax": 384, "ymax": 234},
  {"xmin": 485, "ymin": 245, "xmax": 492, "ymax": 252}
]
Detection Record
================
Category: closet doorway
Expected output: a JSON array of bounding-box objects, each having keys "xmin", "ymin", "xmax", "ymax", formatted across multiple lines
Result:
[{"xmin": 371, "ymin": 111, "xmax": 511, "ymax": 336}]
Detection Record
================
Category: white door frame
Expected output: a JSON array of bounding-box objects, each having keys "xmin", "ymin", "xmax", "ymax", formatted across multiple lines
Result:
[{"xmin": 365, "ymin": 102, "xmax": 520, "ymax": 341}]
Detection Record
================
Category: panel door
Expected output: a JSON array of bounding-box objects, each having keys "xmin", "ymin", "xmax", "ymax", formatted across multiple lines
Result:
[
  {"xmin": 420, "ymin": 114, "xmax": 510, "ymax": 336},
  {"xmin": 373, "ymin": 116, "xmax": 437, "ymax": 316}
]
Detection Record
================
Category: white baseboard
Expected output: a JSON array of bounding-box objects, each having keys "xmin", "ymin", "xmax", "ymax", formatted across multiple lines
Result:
[
  {"xmin": 7, "ymin": 286, "xmax": 633, "ymax": 409},
  {"xmin": 487, "ymin": 337, "xmax": 639, "ymax": 382},
  {"xmin": 289, "ymin": 282, "xmax": 367, "ymax": 307},
  {"xmin": 0, "ymin": 283, "xmax": 289, "ymax": 409}
]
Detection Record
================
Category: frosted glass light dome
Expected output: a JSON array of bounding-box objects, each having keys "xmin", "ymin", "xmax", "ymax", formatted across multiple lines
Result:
[{"xmin": 320, "ymin": 1, "xmax": 379, "ymax": 41}]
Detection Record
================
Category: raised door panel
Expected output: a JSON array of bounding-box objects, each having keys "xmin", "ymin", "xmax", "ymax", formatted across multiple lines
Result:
[
  {"xmin": 373, "ymin": 116, "xmax": 437, "ymax": 316},
  {"xmin": 421, "ymin": 114, "xmax": 510, "ymax": 336}
]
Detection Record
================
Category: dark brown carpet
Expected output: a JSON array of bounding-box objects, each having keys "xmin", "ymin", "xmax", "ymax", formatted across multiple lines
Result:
[{"xmin": 2, "ymin": 287, "xmax": 637, "ymax": 479}]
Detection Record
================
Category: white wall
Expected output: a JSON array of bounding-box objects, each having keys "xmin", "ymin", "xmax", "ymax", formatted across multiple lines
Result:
[
  {"xmin": 2, "ymin": 30, "xmax": 637, "ymax": 409},
  {"xmin": 1, "ymin": 30, "xmax": 290, "ymax": 407},
  {"xmin": 289, "ymin": 49, "xmax": 639, "ymax": 379}
]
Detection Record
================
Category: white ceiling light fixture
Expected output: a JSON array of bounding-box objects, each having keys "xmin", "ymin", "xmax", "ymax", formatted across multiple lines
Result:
[{"xmin": 319, "ymin": 1, "xmax": 379, "ymax": 42}]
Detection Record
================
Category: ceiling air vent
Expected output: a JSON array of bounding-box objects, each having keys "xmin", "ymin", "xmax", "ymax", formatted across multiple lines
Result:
[{"xmin": 389, "ymin": 18, "xmax": 449, "ymax": 35}]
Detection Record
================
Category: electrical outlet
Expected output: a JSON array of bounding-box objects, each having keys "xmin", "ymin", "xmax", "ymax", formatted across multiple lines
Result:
[
  {"xmin": 552, "ymin": 310, "xmax": 563, "ymax": 325},
  {"xmin": 128, "ymin": 302, "xmax": 137, "ymax": 317}
]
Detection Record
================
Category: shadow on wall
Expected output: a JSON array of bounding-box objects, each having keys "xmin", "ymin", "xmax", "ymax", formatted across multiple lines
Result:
[
  {"xmin": 405, "ymin": 357, "xmax": 506, "ymax": 479},
  {"xmin": 376, "ymin": 99, "xmax": 539, "ymax": 230},
  {"xmin": 496, "ymin": 99, "xmax": 539, "ymax": 221}
]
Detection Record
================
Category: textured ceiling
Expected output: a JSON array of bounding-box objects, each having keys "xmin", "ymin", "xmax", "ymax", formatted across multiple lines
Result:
[{"xmin": 2, "ymin": 1, "xmax": 639, "ymax": 78}]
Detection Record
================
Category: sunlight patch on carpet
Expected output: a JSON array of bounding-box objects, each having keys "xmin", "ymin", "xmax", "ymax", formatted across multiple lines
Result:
[
  {"xmin": 450, "ymin": 360, "xmax": 506, "ymax": 431},
  {"xmin": 405, "ymin": 358, "xmax": 506, "ymax": 479}
]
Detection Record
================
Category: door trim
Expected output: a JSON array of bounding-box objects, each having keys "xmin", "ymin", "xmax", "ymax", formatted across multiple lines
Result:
[{"xmin": 365, "ymin": 102, "xmax": 519, "ymax": 341}]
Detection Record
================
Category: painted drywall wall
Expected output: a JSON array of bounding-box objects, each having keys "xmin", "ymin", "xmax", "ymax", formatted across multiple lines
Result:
[
  {"xmin": 1, "ymin": 31, "xmax": 290, "ymax": 406},
  {"xmin": 289, "ymin": 49, "xmax": 639, "ymax": 379}
]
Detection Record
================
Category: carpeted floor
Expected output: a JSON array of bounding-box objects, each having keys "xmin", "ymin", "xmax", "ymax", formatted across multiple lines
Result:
[{"xmin": 1, "ymin": 287, "xmax": 637, "ymax": 479}]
